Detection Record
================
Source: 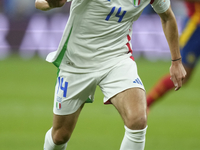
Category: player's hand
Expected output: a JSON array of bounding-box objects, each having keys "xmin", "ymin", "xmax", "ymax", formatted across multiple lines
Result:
[
  {"xmin": 35, "ymin": 0, "xmax": 51, "ymax": 11},
  {"xmin": 35, "ymin": 0, "xmax": 67, "ymax": 11},
  {"xmin": 169, "ymin": 59, "xmax": 186, "ymax": 91}
]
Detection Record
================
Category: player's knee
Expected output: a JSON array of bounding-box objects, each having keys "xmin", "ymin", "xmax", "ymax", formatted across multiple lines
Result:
[
  {"xmin": 125, "ymin": 113, "xmax": 147, "ymax": 130},
  {"xmin": 52, "ymin": 130, "xmax": 71, "ymax": 145}
]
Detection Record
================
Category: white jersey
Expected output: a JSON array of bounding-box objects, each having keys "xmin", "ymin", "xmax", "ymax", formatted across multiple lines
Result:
[{"xmin": 46, "ymin": 0, "xmax": 170, "ymax": 72}]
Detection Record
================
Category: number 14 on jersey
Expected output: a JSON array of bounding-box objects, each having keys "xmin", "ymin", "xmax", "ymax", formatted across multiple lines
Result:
[{"xmin": 105, "ymin": 7, "xmax": 127, "ymax": 22}]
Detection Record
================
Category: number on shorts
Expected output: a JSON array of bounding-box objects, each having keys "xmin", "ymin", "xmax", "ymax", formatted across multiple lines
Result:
[{"xmin": 57, "ymin": 77, "xmax": 68, "ymax": 98}]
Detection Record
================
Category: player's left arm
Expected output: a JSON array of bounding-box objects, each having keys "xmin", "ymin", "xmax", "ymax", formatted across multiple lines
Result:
[{"xmin": 158, "ymin": 7, "xmax": 186, "ymax": 91}]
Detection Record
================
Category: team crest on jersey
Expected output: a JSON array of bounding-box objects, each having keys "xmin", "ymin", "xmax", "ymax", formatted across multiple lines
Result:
[{"xmin": 133, "ymin": 0, "xmax": 141, "ymax": 7}]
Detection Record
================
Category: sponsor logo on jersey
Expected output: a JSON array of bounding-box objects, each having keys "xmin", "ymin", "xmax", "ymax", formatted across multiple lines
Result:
[{"xmin": 133, "ymin": 0, "xmax": 141, "ymax": 7}]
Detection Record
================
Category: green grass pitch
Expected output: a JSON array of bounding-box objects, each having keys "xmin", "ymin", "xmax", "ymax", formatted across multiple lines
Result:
[{"xmin": 0, "ymin": 55, "xmax": 199, "ymax": 150}]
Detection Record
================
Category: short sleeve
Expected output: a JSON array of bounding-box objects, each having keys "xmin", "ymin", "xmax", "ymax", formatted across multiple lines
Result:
[{"xmin": 150, "ymin": 0, "xmax": 170, "ymax": 14}]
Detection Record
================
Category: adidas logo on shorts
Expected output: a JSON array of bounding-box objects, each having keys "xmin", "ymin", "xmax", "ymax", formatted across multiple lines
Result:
[{"xmin": 133, "ymin": 78, "xmax": 143, "ymax": 86}]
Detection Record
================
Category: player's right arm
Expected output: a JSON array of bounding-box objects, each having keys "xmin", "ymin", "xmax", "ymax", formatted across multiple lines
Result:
[
  {"xmin": 158, "ymin": 7, "xmax": 186, "ymax": 91},
  {"xmin": 35, "ymin": 0, "xmax": 67, "ymax": 11}
]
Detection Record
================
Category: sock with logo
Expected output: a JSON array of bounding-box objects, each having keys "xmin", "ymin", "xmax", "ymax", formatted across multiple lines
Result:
[
  {"xmin": 147, "ymin": 74, "xmax": 174, "ymax": 107},
  {"xmin": 44, "ymin": 127, "xmax": 68, "ymax": 150},
  {"xmin": 120, "ymin": 126, "xmax": 147, "ymax": 150}
]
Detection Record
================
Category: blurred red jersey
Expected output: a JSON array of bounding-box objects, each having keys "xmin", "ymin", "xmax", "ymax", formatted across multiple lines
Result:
[{"xmin": 185, "ymin": 2, "xmax": 200, "ymax": 17}]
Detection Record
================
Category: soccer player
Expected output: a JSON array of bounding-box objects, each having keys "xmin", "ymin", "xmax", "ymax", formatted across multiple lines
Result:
[
  {"xmin": 147, "ymin": 0, "xmax": 200, "ymax": 109},
  {"xmin": 35, "ymin": 0, "xmax": 186, "ymax": 150}
]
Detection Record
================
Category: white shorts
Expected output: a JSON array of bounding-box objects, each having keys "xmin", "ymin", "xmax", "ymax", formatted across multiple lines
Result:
[{"xmin": 53, "ymin": 58, "xmax": 145, "ymax": 115}]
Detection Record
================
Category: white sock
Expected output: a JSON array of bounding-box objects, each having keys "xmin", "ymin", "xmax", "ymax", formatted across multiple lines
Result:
[
  {"xmin": 120, "ymin": 126, "xmax": 147, "ymax": 150},
  {"xmin": 44, "ymin": 128, "xmax": 68, "ymax": 150}
]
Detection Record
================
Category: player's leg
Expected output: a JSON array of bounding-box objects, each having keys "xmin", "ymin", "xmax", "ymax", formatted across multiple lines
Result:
[
  {"xmin": 99, "ymin": 58, "xmax": 147, "ymax": 150},
  {"xmin": 146, "ymin": 73, "xmax": 174, "ymax": 107},
  {"xmin": 44, "ymin": 104, "xmax": 84, "ymax": 150},
  {"xmin": 44, "ymin": 69, "xmax": 97, "ymax": 150},
  {"xmin": 111, "ymin": 88, "xmax": 147, "ymax": 129},
  {"xmin": 110, "ymin": 88, "xmax": 147, "ymax": 150}
]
